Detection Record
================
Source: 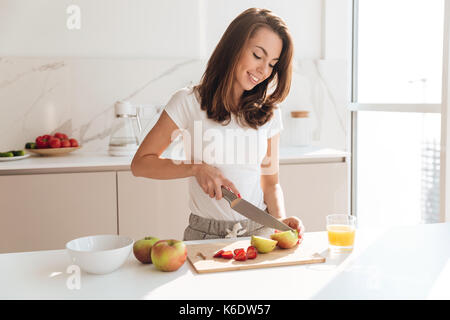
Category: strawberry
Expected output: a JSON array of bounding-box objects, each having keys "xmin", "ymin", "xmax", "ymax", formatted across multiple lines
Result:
[
  {"xmin": 54, "ymin": 132, "xmax": 68, "ymax": 140},
  {"xmin": 246, "ymin": 246, "xmax": 258, "ymax": 259},
  {"xmin": 61, "ymin": 139, "xmax": 71, "ymax": 148},
  {"xmin": 221, "ymin": 251, "xmax": 233, "ymax": 259},
  {"xmin": 213, "ymin": 250, "xmax": 224, "ymax": 258},
  {"xmin": 48, "ymin": 137, "xmax": 61, "ymax": 148},
  {"xmin": 69, "ymin": 138, "xmax": 79, "ymax": 147},
  {"xmin": 234, "ymin": 250, "xmax": 247, "ymax": 261},
  {"xmin": 35, "ymin": 136, "xmax": 50, "ymax": 148},
  {"xmin": 233, "ymin": 248, "xmax": 245, "ymax": 256}
]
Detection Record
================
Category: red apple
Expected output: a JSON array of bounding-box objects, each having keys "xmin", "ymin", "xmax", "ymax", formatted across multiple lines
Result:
[
  {"xmin": 270, "ymin": 230, "xmax": 299, "ymax": 249},
  {"xmin": 150, "ymin": 239, "xmax": 187, "ymax": 272},
  {"xmin": 48, "ymin": 137, "xmax": 61, "ymax": 148},
  {"xmin": 133, "ymin": 236, "xmax": 160, "ymax": 264}
]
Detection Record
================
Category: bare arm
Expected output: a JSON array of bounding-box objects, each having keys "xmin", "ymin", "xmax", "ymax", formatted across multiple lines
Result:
[
  {"xmin": 260, "ymin": 133, "xmax": 286, "ymax": 219},
  {"xmin": 131, "ymin": 111, "xmax": 196, "ymax": 179},
  {"xmin": 131, "ymin": 110, "xmax": 241, "ymax": 199}
]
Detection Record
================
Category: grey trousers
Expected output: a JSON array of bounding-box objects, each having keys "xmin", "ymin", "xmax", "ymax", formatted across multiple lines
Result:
[{"xmin": 183, "ymin": 213, "xmax": 274, "ymax": 241}]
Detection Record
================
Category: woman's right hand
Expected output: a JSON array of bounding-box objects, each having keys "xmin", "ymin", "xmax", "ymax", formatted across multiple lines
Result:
[{"xmin": 193, "ymin": 162, "xmax": 240, "ymax": 200}]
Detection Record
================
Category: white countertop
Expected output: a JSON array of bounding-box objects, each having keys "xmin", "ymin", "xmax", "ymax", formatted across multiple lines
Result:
[
  {"xmin": 1, "ymin": 223, "xmax": 448, "ymax": 300},
  {"xmin": 0, "ymin": 146, "xmax": 349, "ymax": 175}
]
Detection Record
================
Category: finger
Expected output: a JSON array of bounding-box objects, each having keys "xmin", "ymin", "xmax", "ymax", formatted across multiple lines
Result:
[
  {"xmin": 215, "ymin": 183, "xmax": 222, "ymax": 200},
  {"xmin": 284, "ymin": 217, "xmax": 300, "ymax": 231},
  {"xmin": 207, "ymin": 182, "xmax": 215, "ymax": 198},
  {"xmin": 223, "ymin": 180, "xmax": 241, "ymax": 198}
]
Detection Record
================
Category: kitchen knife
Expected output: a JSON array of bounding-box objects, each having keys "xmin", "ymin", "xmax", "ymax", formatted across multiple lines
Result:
[{"xmin": 221, "ymin": 186, "xmax": 294, "ymax": 232}]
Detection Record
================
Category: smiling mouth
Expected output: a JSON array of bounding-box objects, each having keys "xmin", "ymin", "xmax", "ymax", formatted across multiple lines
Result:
[{"xmin": 248, "ymin": 72, "xmax": 260, "ymax": 84}]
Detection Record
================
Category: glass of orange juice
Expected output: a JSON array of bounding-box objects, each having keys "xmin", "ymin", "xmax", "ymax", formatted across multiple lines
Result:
[{"xmin": 326, "ymin": 214, "xmax": 356, "ymax": 252}]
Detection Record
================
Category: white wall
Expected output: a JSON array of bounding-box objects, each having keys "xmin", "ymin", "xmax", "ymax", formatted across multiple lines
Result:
[
  {"xmin": 0, "ymin": 0, "xmax": 324, "ymax": 59},
  {"xmin": 0, "ymin": 0, "xmax": 352, "ymax": 151}
]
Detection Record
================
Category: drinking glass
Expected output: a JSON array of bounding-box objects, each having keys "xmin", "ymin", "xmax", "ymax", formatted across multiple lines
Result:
[{"xmin": 326, "ymin": 214, "xmax": 356, "ymax": 252}]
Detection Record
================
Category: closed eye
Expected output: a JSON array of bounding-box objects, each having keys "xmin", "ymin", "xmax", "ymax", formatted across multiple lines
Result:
[{"xmin": 253, "ymin": 52, "xmax": 275, "ymax": 68}]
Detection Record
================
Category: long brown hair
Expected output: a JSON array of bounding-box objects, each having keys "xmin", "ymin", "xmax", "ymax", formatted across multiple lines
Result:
[{"xmin": 193, "ymin": 8, "xmax": 293, "ymax": 129}]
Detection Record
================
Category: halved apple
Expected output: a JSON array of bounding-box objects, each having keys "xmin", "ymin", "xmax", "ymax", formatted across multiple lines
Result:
[
  {"xmin": 250, "ymin": 235, "xmax": 277, "ymax": 253},
  {"xmin": 270, "ymin": 230, "xmax": 299, "ymax": 249}
]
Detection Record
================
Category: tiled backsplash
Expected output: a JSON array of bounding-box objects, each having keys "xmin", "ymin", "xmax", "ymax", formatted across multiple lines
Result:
[{"xmin": 0, "ymin": 57, "xmax": 349, "ymax": 152}]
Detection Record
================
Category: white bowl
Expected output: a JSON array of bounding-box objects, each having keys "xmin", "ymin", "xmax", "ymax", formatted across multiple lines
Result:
[{"xmin": 66, "ymin": 234, "xmax": 134, "ymax": 275}]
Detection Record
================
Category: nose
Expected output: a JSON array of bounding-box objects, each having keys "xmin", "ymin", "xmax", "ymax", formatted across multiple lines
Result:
[{"xmin": 256, "ymin": 63, "xmax": 270, "ymax": 79}]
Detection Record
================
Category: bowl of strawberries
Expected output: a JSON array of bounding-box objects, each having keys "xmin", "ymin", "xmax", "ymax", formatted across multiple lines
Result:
[{"xmin": 26, "ymin": 132, "xmax": 81, "ymax": 156}]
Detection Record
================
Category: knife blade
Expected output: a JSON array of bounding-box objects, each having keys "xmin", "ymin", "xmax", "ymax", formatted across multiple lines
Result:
[{"xmin": 221, "ymin": 186, "xmax": 294, "ymax": 232}]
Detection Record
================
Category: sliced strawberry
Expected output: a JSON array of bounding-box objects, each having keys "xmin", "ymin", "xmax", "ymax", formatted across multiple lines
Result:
[
  {"xmin": 246, "ymin": 246, "xmax": 258, "ymax": 259},
  {"xmin": 233, "ymin": 248, "xmax": 245, "ymax": 256},
  {"xmin": 213, "ymin": 249, "xmax": 224, "ymax": 258},
  {"xmin": 234, "ymin": 250, "xmax": 247, "ymax": 261},
  {"xmin": 221, "ymin": 251, "xmax": 233, "ymax": 259}
]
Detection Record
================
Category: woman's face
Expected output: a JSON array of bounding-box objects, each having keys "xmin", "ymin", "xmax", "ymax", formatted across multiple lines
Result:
[{"xmin": 233, "ymin": 26, "xmax": 283, "ymax": 97}]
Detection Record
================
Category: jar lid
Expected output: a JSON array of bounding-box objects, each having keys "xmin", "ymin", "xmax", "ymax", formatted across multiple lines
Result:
[
  {"xmin": 291, "ymin": 110, "xmax": 309, "ymax": 118},
  {"xmin": 115, "ymin": 100, "xmax": 136, "ymax": 116}
]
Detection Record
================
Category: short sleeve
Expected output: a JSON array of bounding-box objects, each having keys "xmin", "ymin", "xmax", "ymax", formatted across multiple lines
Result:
[
  {"xmin": 163, "ymin": 88, "xmax": 191, "ymax": 130},
  {"xmin": 267, "ymin": 106, "xmax": 284, "ymax": 138}
]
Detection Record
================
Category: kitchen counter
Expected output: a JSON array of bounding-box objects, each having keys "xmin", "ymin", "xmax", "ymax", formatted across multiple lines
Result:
[
  {"xmin": 1, "ymin": 223, "xmax": 448, "ymax": 300},
  {"xmin": 0, "ymin": 145, "xmax": 349, "ymax": 175}
]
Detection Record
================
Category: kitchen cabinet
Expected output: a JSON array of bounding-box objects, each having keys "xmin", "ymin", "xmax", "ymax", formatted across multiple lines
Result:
[
  {"xmin": 117, "ymin": 172, "xmax": 190, "ymax": 240},
  {"xmin": 0, "ymin": 149, "xmax": 348, "ymax": 253},
  {"xmin": 279, "ymin": 162, "xmax": 348, "ymax": 232},
  {"xmin": 0, "ymin": 172, "xmax": 117, "ymax": 253}
]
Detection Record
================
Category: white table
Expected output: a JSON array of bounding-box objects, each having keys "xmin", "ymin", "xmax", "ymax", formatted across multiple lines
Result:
[{"xmin": 0, "ymin": 223, "xmax": 448, "ymax": 300}]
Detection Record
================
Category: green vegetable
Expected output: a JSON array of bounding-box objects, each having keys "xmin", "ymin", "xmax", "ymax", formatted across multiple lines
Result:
[
  {"xmin": 11, "ymin": 150, "xmax": 25, "ymax": 156},
  {"xmin": 0, "ymin": 152, "xmax": 14, "ymax": 157},
  {"xmin": 25, "ymin": 142, "xmax": 36, "ymax": 149}
]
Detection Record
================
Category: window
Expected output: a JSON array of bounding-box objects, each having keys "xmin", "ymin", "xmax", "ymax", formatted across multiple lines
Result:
[{"xmin": 351, "ymin": 0, "xmax": 445, "ymax": 228}]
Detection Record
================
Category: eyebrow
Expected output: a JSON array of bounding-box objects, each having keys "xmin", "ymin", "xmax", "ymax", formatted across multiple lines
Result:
[{"xmin": 255, "ymin": 45, "xmax": 279, "ymax": 61}]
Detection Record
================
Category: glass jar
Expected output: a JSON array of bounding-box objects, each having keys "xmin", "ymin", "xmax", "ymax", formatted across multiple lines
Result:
[{"xmin": 290, "ymin": 110, "xmax": 311, "ymax": 146}]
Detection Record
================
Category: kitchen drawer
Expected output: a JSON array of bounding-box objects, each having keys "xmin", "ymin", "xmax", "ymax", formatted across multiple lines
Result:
[
  {"xmin": 117, "ymin": 171, "xmax": 190, "ymax": 240},
  {"xmin": 0, "ymin": 172, "xmax": 117, "ymax": 253}
]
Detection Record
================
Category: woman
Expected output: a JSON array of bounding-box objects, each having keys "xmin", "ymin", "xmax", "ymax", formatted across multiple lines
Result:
[{"xmin": 131, "ymin": 8, "xmax": 304, "ymax": 240}]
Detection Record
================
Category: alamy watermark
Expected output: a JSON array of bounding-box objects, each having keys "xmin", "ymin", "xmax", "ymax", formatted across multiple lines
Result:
[
  {"xmin": 66, "ymin": 264, "xmax": 81, "ymax": 290},
  {"xmin": 66, "ymin": 5, "xmax": 81, "ymax": 30},
  {"xmin": 167, "ymin": 120, "xmax": 280, "ymax": 175}
]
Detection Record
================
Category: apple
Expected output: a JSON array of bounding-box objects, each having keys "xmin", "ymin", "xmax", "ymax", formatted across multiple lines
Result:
[
  {"xmin": 270, "ymin": 230, "xmax": 299, "ymax": 249},
  {"xmin": 250, "ymin": 235, "xmax": 277, "ymax": 253},
  {"xmin": 151, "ymin": 239, "xmax": 187, "ymax": 272},
  {"xmin": 133, "ymin": 236, "xmax": 160, "ymax": 264}
]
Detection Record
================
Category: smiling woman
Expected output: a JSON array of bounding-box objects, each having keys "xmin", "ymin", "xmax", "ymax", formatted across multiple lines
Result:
[
  {"xmin": 131, "ymin": 8, "xmax": 303, "ymax": 241},
  {"xmin": 194, "ymin": 8, "xmax": 293, "ymax": 129}
]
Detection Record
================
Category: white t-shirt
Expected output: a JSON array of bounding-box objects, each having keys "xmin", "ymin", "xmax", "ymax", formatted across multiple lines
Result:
[{"xmin": 164, "ymin": 86, "xmax": 284, "ymax": 221}]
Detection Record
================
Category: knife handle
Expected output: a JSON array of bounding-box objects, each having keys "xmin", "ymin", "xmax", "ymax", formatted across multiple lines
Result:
[{"xmin": 221, "ymin": 186, "xmax": 238, "ymax": 204}]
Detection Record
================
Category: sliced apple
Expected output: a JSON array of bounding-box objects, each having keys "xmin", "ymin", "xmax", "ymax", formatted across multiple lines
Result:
[
  {"xmin": 270, "ymin": 230, "xmax": 299, "ymax": 249},
  {"xmin": 250, "ymin": 235, "xmax": 278, "ymax": 253}
]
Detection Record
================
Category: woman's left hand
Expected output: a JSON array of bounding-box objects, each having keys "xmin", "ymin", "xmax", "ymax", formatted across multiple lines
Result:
[{"xmin": 280, "ymin": 216, "xmax": 305, "ymax": 237}]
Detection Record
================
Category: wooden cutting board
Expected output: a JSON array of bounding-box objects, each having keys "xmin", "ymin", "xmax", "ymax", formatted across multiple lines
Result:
[{"xmin": 187, "ymin": 239, "xmax": 326, "ymax": 274}]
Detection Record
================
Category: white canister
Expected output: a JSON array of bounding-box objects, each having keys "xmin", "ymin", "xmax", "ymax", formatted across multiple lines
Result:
[{"xmin": 290, "ymin": 110, "xmax": 311, "ymax": 146}]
